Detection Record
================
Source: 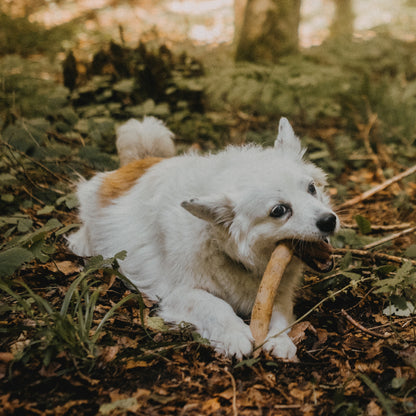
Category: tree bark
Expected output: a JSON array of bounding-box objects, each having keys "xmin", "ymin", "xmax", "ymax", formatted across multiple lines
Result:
[
  {"xmin": 329, "ymin": 0, "xmax": 354, "ymax": 39},
  {"xmin": 234, "ymin": 0, "xmax": 248, "ymax": 46},
  {"xmin": 235, "ymin": 0, "xmax": 301, "ymax": 63}
]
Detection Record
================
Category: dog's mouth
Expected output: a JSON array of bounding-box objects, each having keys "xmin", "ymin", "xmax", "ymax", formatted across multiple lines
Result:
[{"xmin": 291, "ymin": 239, "xmax": 334, "ymax": 273}]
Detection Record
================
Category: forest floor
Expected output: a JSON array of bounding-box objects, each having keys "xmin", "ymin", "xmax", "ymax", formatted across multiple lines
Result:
[
  {"xmin": 1, "ymin": 151, "xmax": 415, "ymax": 416},
  {"xmin": 1, "ymin": 7, "xmax": 416, "ymax": 415}
]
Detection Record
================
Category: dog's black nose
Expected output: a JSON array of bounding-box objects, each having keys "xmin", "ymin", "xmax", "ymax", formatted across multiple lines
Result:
[{"xmin": 316, "ymin": 213, "xmax": 337, "ymax": 234}]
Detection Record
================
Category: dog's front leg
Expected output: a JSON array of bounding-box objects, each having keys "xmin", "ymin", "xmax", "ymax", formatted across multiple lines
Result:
[
  {"xmin": 262, "ymin": 305, "xmax": 297, "ymax": 360},
  {"xmin": 158, "ymin": 287, "xmax": 254, "ymax": 359}
]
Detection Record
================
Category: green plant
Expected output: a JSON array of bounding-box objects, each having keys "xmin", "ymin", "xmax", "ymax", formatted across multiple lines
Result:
[
  {"xmin": 0, "ymin": 252, "xmax": 145, "ymax": 367},
  {"xmin": 373, "ymin": 261, "xmax": 416, "ymax": 317}
]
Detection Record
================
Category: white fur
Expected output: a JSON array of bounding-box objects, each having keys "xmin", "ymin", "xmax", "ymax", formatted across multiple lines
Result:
[
  {"xmin": 116, "ymin": 116, "xmax": 175, "ymax": 166},
  {"xmin": 68, "ymin": 117, "xmax": 339, "ymax": 360}
]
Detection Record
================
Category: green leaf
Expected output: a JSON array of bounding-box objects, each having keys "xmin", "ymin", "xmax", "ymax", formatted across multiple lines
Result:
[
  {"xmin": 383, "ymin": 301, "xmax": 415, "ymax": 317},
  {"xmin": 339, "ymin": 251, "xmax": 353, "ymax": 270},
  {"xmin": 113, "ymin": 78, "xmax": 135, "ymax": 94},
  {"xmin": 146, "ymin": 316, "xmax": 169, "ymax": 332},
  {"xmin": 376, "ymin": 264, "xmax": 396, "ymax": 277},
  {"xmin": 390, "ymin": 295, "xmax": 409, "ymax": 310},
  {"xmin": 0, "ymin": 173, "xmax": 18, "ymax": 185},
  {"xmin": 1, "ymin": 194, "xmax": 14, "ymax": 203},
  {"xmin": 234, "ymin": 357, "xmax": 261, "ymax": 368},
  {"xmin": 0, "ymin": 247, "xmax": 34, "ymax": 277},
  {"xmin": 391, "ymin": 377, "xmax": 407, "ymax": 389},
  {"xmin": 331, "ymin": 228, "xmax": 376, "ymax": 249},
  {"xmin": 404, "ymin": 244, "xmax": 416, "ymax": 259},
  {"xmin": 17, "ymin": 218, "xmax": 33, "ymax": 233},
  {"xmin": 56, "ymin": 193, "xmax": 79, "ymax": 210},
  {"xmin": 354, "ymin": 215, "xmax": 372, "ymax": 235},
  {"xmin": 55, "ymin": 223, "xmax": 80, "ymax": 237},
  {"xmin": 191, "ymin": 332, "xmax": 209, "ymax": 344},
  {"xmin": 29, "ymin": 238, "xmax": 55, "ymax": 262},
  {"xmin": 340, "ymin": 271, "xmax": 362, "ymax": 281},
  {"xmin": 37, "ymin": 205, "xmax": 55, "ymax": 215},
  {"xmin": 395, "ymin": 261, "xmax": 414, "ymax": 280}
]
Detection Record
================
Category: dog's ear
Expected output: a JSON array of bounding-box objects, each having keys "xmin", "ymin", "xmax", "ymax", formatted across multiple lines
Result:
[
  {"xmin": 181, "ymin": 195, "xmax": 234, "ymax": 227},
  {"xmin": 274, "ymin": 117, "xmax": 303, "ymax": 157}
]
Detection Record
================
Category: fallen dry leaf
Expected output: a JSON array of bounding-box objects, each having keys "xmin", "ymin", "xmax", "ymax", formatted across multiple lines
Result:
[
  {"xmin": 289, "ymin": 321, "xmax": 316, "ymax": 345},
  {"xmin": 202, "ymin": 397, "xmax": 221, "ymax": 413},
  {"xmin": 366, "ymin": 400, "xmax": 383, "ymax": 416},
  {"xmin": 47, "ymin": 260, "xmax": 81, "ymax": 275},
  {"xmin": 0, "ymin": 352, "xmax": 14, "ymax": 363},
  {"xmin": 99, "ymin": 345, "xmax": 120, "ymax": 363}
]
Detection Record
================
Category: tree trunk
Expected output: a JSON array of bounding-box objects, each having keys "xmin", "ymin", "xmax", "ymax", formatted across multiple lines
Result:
[
  {"xmin": 235, "ymin": 0, "xmax": 301, "ymax": 63},
  {"xmin": 329, "ymin": 0, "xmax": 354, "ymax": 39},
  {"xmin": 234, "ymin": 0, "xmax": 248, "ymax": 46}
]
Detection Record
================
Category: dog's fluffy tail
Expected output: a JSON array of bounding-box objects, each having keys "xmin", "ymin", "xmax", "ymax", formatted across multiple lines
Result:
[{"xmin": 116, "ymin": 117, "xmax": 175, "ymax": 166}]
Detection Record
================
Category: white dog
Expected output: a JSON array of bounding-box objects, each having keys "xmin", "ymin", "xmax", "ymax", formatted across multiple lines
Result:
[{"xmin": 68, "ymin": 116, "xmax": 339, "ymax": 359}]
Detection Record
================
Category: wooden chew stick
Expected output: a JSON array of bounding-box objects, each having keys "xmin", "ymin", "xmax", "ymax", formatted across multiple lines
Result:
[{"xmin": 250, "ymin": 242, "xmax": 294, "ymax": 351}]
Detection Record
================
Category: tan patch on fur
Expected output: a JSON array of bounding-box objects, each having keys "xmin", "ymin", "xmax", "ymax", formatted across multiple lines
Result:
[{"xmin": 99, "ymin": 157, "xmax": 163, "ymax": 206}]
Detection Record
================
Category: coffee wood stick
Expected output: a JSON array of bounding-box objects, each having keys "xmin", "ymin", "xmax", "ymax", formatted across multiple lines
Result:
[{"xmin": 250, "ymin": 242, "xmax": 294, "ymax": 349}]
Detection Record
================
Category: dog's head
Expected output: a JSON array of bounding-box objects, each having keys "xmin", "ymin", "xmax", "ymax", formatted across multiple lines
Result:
[{"xmin": 181, "ymin": 118, "xmax": 339, "ymax": 275}]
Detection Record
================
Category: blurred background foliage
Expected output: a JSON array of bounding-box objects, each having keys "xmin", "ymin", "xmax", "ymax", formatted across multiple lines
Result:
[{"xmin": 1, "ymin": 1, "xmax": 415, "ymax": 177}]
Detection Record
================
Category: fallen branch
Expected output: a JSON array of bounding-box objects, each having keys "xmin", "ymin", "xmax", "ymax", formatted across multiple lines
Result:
[
  {"xmin": 341, "ymin": 309, "xmax": 391, "ymax": 339},
  {"xmin": 339, "ymin": 164, "xmax": 416, "ymax": 208},
  {"xmin": 333, "ymin": 248, "xmax": 416, "ymax": 266},
  {"xmin": 363, "ymin": 226, "xmax": 416, "ymax": 250}
]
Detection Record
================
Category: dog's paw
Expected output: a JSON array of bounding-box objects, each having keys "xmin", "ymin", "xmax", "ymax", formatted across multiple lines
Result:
[
  {"xmin": 209, "ymin": 322, "xmax": 254, "ymax": 360},
  {"xmin": 262, "ymin": 333, "xmax": 297, "ymax": 360}
]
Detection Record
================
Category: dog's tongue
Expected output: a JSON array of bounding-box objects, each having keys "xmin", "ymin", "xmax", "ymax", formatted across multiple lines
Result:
[{"xmin": 292, "ymin": 239, "xmax": 334, "ymax": 273}]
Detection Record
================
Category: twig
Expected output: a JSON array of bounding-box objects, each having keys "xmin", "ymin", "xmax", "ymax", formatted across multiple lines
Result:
[
  {"xmin": 47, "ymin": 130, "xmax": 85, "ymax": 146},
  {"xmin": 333, "ymin": 248, "xmax": 416, "ymax": 266},
  {"xmin": 341, "ymin": 309, "xmax": 391, "ymax": 339},
  {"xmin": 1, "ymin": 140, "xmax": 68, "ymax": 183},
  {"xmin": 273, "ymin": 405, "xmax": 302, "ymax": 409},
  {"xmin": 339, "ymin": 164, "xmax": 416, "ymax": 208},
  {"xmin": 363, "ymin": 226, "xmax": 416, "ymax": 250},
  {"xmin": 343, "ymin": 222, "xmax": 413, "ymax": 233},
  {"xmin": 22, "ymin": 186, "xmax": 45, "ymax": 205},
  {"xmin": 342, "ymin": 287, "xmax": 376, "ymax": 312},
  {"xmin": 263, "ymin": 277, "xmax": 375, "ymax": 347},
  {"xmin": 368, "ymin": 317, "xmax": 413, "ymax": 331},
  {"xmin": 224, "ymin": 368, "xmax": 238, "ymax": 416}
]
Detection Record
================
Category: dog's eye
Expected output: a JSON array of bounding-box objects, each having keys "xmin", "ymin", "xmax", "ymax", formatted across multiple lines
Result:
[
  {"xmin": 270, "ymin": 204, "xmax": 290, "ymax": 218},
  {"xmin": 308, "ymin": 182, "xmax": 317, "ymax": 196}
]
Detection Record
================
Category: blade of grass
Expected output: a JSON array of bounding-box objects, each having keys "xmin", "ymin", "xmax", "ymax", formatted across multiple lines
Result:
[
  {"xmin": 60, "ymin": 271, "xmax": 90, "ymax": 316},
  {"xmin": 0, "ymin": 280, "xmax": 34, "ymax": 317},
  {"xmin": 84, "ymin": 286, "xmax": 102, "ymax": 333},
  {"xmin": 91, "ymin": 293, "xmax": 140, "ymax": 342},
  {"xmin": 358, "ymin": 373, "xmax": 396, "ymax": 416},
  {"xmin": 113, "ymin": 270, "xmax": 148, "ymax": 329},
  {"xmin": 17, "ymin": 280, "xmax": 54, "ymax": 316}
]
